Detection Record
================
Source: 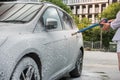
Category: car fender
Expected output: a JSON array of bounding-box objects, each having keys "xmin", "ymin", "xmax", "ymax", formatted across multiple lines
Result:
[{"xmin": 0, "ymin": 34, "xmax": 45, "ymax": 80}]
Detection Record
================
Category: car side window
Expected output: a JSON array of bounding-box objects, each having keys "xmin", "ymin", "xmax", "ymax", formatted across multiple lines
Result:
[
  {"xmin": 58, "ymin": 10, "xmax": 73, "ymax": 30},
  {"xmin": 41, "ymin": 7, "xmax": 62, "ymax": 30}
]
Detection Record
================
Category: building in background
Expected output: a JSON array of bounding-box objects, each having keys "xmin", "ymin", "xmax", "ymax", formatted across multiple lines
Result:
[{"xmin": 63, "ymin": 0, "xmax": 120, "ymax": 23}]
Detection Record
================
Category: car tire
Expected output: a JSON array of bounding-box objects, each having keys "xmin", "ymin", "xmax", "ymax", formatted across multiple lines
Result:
[
  {"xmin": 10, "ymin": 57, "xmax": 41, "ymax": 80},
  {"xmin": 69, "ymin": 51, "xmax": 83, "ymax": 78}
]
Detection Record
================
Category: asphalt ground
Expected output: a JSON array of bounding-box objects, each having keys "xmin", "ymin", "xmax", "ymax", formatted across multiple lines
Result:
[{"xmin": 60, "ymin": 51, "xmax": 120, "ymax": 80}]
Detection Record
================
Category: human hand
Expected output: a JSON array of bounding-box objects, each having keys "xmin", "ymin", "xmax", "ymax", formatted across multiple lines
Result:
[
  {"xmin": 108, "ymin": 19, "xmax": 114, "ymax": 23},
  {"xmin": 102, "ymin": 23, "xmax": 110, "ymax": 31},
  {"xmin": 100, "ymin": 22, "xmax": 110, "ymax": 31}
]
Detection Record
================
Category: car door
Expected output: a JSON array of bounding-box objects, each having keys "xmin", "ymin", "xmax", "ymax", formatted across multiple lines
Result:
[
  {"xmin": 34, "ymin": 7, "xmax": 70, "ymax": 78},
  {"xmin": 57, "ymin": 9, "xmax": 80, "ymax": 65}
]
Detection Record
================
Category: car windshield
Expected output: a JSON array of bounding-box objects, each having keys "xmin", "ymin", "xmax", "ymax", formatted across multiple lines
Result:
[{"xmin": 0, "ymin": 3, "xmax": 43, "ymax": 23}]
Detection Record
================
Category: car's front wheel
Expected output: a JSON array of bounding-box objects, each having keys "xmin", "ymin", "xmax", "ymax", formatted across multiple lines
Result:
[
  {"xmin": 10, "ymin": 57, "xmax": 41, "ymax": 80},
  {"xmin": 69, "ymin": 51, "xmax": 83, "ymax": 78}
]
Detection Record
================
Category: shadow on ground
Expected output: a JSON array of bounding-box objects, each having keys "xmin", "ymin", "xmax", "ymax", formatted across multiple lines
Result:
[{"xmin": 59, "ymin": 71, "xmax": 110, "ymax": 80}]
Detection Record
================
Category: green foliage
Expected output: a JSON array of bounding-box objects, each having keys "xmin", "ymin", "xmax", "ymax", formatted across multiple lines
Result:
[
  {"xmin": 41, "ymin": 0, "xmax": 72, "ymax": 13},
  {"xmin": 102, "ymin": 29, "xmax": 116, "ymax": 50},
  {"xmin": 101, "ymin": 2, "xmax": 120, "ymax": 19},
  {"xmin": 78, "ymin": 17, "xmax": 101, "ymax": 41},
  {"xmin": 78, "ymin": 17, "xmax": 91, "ymax": 29},
  {"xmin": 82, "ymin": 27, "xmax": 101, "ymax": 42},
  {"xmin": 72, "ymin": 15, "xmax": 80, "ymax": 25}
]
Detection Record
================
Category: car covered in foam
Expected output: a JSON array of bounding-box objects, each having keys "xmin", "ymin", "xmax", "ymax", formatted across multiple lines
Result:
[{"xmin": 0, "ymin": 2, "xmax": 84, "ymax": 80}]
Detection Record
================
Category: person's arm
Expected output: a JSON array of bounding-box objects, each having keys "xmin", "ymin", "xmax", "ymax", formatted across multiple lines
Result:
[
  {"xmin": 100, "ymin": 11, "xmax": 120, "ymax": 31},
  {"xmin": 111, "ymin": 11, "xmax": 120, "ymax": 30},
  {"xmin": 108, "ymin": 19, "xmax": 114, "ymax": 23}
]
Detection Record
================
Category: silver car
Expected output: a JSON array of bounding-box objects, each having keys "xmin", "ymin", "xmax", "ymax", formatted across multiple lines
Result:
[{"xmin": 0, "ymin": 2, "xmax": 84, "ymax": 80}]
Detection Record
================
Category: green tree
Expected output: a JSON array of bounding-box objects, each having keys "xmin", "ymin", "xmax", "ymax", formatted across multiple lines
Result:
[
  {"xmin": 102, "ymin": 29, "xmax": 116, "ymax": 51},
  {"xmin": 101, "ymin": 2, "xmax": 120, "ymax": 19},
  {"xmin": 78, "ymin": 17, "xmax": 91, "ymax": 29},
  {"xmin": 78, "ymin": 17, "xmax": 101, "ymax": 42}
]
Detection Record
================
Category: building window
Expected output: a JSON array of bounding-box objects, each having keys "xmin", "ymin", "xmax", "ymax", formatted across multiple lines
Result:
[
  {"xmin": 88, "ymin": 15, "xmax": 92, "ymax": 21},
  {"xmin": 82, "ymin": 15, "xmax": 85, "ymax": 18},
  {"xmin": 101, "ymin": 4, "xmax": 106, "ymax": 11},
  {"xmin": 95, "ymin": 5, "xmax": 99, "ymax": 13},
  {"xmin": 76, "ymin": 6, "xmax": 79, "ymax": 14},
  {"xmin": 88, "ymin": 5, "xmax": 92, "ymax": 14},
  {"xmin": 82, "ymin": 6, "xmax": 86, "ymax": 14},
  {"xmin": 112, "ymin": 0, "xmax": 117, "ymax": 2}
]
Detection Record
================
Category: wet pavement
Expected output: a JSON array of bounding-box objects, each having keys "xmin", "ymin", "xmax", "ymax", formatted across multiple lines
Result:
[
  {"xmin": 60, "ymin": 71, "xmax": 110, "ymax": 80},
  {"xmin": 60, "ymin": 51, "xmax": 120, "ymax": 80}
]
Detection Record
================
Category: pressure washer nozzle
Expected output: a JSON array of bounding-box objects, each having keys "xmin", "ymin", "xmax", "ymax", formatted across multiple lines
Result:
[{"xmin": 71, "ymin": 32, "xmax": 78, "ymax": 36}]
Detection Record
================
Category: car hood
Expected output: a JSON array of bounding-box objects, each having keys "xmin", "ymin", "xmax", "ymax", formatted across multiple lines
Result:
[
  {"xmin": 0, "ymin": 23, "xmax": 33, "ymax": 46},
  {"xmin": 0, "ymin": 23, "xmax": 33, "ymax": 34}
]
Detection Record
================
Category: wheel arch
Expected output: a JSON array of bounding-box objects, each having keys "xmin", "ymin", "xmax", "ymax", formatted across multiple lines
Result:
[
  {"xmin": 80, "ymin": 47, "xmax": 84, "ymax": 57},
  {"xmin": 10, "ymin": 52, "xmax": 42, "ymax": 80},
  {"xmin": 24, "ymin": 52, "xmax": 42, "ymax": 79}
]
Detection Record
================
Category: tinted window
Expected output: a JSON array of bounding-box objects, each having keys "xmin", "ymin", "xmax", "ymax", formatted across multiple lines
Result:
[
  {"xmin": 41, "ymin": 7, "xmax": 62, "ymax": 30},
  {"xmin": 0, "ymin": 3, "xmax": 42, "ymax": 23},
  {"xmin": 58, "ymin": 10, "xmax": 73, "ymax": 30}
]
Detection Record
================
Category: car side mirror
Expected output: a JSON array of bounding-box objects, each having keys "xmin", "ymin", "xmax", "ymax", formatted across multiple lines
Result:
[{"xmin": 45, "ymin": 18, "xmax": 57, "ymax": 29}]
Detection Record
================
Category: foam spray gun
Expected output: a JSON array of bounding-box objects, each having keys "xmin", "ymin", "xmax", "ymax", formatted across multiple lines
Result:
[{"xmin": 71, "ymin": 18, "xmax": 108, "ymax": 36}]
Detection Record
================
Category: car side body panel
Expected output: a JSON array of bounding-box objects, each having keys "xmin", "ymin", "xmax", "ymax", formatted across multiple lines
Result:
[{"xmin": 0, "ymin": 2, "xmax": 84, "ymax": 80}]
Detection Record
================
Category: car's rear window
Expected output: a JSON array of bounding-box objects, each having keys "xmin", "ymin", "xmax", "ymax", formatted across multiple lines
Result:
[{"xmin": 0, "ymin": 3, "xmax": 43, "ymax": 23}]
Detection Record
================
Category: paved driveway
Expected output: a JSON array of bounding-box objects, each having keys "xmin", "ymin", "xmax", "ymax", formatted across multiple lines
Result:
[{"xmin": 60, "ymin": 51, "xmax": 120, "ymax": 80}]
